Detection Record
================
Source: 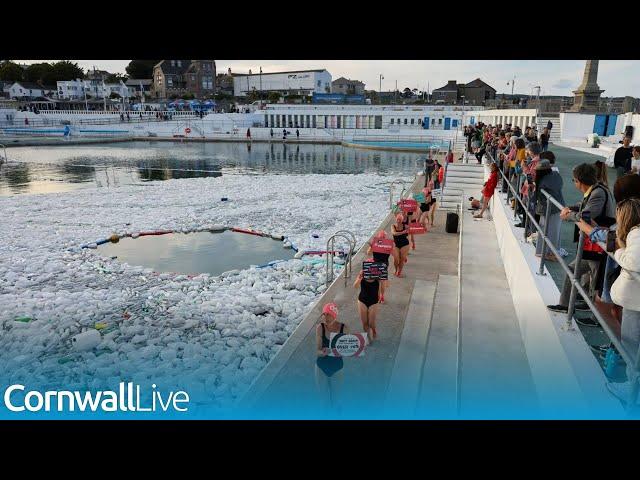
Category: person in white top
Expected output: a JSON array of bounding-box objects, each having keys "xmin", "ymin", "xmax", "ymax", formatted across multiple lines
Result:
[
  {"xmin": 630, "ymin": 146, "xmax": 640, "ymax": 174},
  {"xmin": 607, "ymin": 198, "xmax": 640, "ymax": 404}
]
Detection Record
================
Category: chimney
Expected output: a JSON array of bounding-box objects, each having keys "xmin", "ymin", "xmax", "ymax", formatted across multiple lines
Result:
[
  {"xmin": 228, "ymin": 68, "xmax": 231, "ymax": 75},
  {"xmin": 249, "ymin": 69, "xmax": 252, "ymax": 75}
]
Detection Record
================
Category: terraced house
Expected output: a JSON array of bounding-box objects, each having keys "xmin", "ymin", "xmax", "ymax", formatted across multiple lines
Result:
[{"xmin": 152, "ymin": 60, "xmax": 216, "ymax": 99}]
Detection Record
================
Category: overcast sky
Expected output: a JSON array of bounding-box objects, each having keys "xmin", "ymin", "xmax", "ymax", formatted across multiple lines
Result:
[{"xmin": 15, "ymin": 60, "xmax": 640, "ymax": 98}]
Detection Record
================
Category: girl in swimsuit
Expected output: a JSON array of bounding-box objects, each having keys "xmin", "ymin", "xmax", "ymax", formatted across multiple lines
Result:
[
  {"xmin": 391, "ymin": 213, "xmax": 410, "ymax": 277},
  {"xmin": 418, "ymin": 187, "xmax": 432, "ymax": 229},
  {"xmin": 405, "ymin": 204, "xmax": 419, "ymax": 250},
  {"xmin": 315, "ymin": 302, "xmax": 347, "ymax": 411},
  {"xmin": 366, "ymin": 230, "xmax": 391, "ymax": 304},
  {"xmin": 354, "ymin": 260, "xmax": 381, "ymax": 343}
]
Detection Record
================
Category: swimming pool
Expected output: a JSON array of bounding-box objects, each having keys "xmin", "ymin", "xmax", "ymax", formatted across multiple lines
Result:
[{"xmin": 344, "ymin": 140, "xmax": 450, "ymax": 152}]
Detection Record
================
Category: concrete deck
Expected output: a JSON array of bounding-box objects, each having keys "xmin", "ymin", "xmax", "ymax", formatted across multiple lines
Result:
[{"xmin": 240, "ymin": 175, "xmax": 460, "ymax": 419}]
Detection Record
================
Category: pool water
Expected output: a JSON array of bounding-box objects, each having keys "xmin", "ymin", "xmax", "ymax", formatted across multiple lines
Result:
[
  {"xmin": 1, "ymin": 141, "xmax": 426, "ymax": 196},
  {"xmin": 98, "ymin": 230, "xmax": 294, "ymax": 276},
  {"xmin": 350, "ymin": 140, "xmax": 449, "ymax": 151}
]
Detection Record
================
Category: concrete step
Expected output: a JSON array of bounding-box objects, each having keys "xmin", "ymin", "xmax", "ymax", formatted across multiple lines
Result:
[
  {"xmin": 415, "ymin": 274, "xmax": 459, "ymax": 418},
  {"xmin": 383, "ymin": 279, "xmax": 437, "ymax": 417}
]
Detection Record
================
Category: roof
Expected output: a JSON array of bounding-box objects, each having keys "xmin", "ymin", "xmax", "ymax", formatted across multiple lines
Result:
[
  {"xmin": 154, "ymin": 60, "xmax": 191, "ymax": 76},
  {"xmin": 125, "ymin": 79, "xmax": 153, "ymax": 86},
  {"xmin": 13, "ymin": 82, "xmax": 56, "ymax": 90},
  {"xmin": 232, "ymin": 69, "xmax": 328, "ymax": 77},
  {"xmin": 432, "ymin": 81, "xmax": 458, "ymax": 92},
  {"xmin": 332, "ymin": 77, "xmax": 364, "ymax": 85},
  {"xmin": 464, "ymin": 78, "xmax": 496, "ymax": 91}
]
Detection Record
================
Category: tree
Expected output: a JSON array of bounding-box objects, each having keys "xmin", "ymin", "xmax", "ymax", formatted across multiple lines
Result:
[
  {"xmin": 267, "ymin": 91, "xmax": 281, "ymax": 103},
  {"xmin": 181, "ymin": 92, "xmax": 195, "ymax": 100},
  {"xmin": 402, "ymin": 87, "xmax": 413, "ymax": 99},
  {"xmin": 125, "ymin": 60, "xmax": 160, "ymax": 79},
  {"xmin": 24, "ymin": 62, "xmax": 54, "ymax": 85},
  {"xmin": 109, "ymin": 92, "xmax": 121, "ymax": 99},
  {"xmin": 0, "ymin": 61, "xmax": 24, "ymax": 82},
  {"xmin": 48, "ymin": 61, "xmax": 85, "ymax": 83},
  {"xmin": 106, "ymin": 73, "xmax": 127, "ymax": 83}
]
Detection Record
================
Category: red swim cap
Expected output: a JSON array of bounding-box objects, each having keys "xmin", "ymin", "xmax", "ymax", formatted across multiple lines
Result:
[
  {"xmin": 376, "ymin": 230, "xmax": 387, "ymax": 239},
  {"xmin": 322, "ymin": 302, "xmax": 338, "ymax": 319}
]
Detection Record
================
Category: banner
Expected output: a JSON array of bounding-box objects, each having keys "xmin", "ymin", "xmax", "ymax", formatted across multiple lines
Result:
[
  {"xmin": 408, "ymin": 222, "xmax": 426, "ymax": 234},
  {"xmin": 398, "ymin": 199, "xmax": 418, "ymax": 213},
  {"xmin": 363, "ymin": 261, "xmax": 388, "ymax": 280},
  {"xmin": 371, "ymin": 238, "xmax": 394, "ymax": 254},
  {"xmin": 328, "ymin": 332, "xmax": 367, "ymax": 357}
]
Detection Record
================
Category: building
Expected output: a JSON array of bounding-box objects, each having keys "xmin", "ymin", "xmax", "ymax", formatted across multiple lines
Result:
[
  {"xmin": 459, "ymin": 78, "xmax": 496, "ymax": 106},
  {"xmin": 126, "ymin": 79, "xmax": 153, "ymax": 99},
  {"xmin": 151, "ymin": 60, "xmax": 216, "ymax": 99},
  {"xmin": 312, "ymin": 93, "xmax": 366, "ymax": 104},
  {"xmin": 216, "ymin": 69, "xmax": 234, "ymax": 96},
  {"xmin": 432, "ymin": 81, "xmax": 459, "ymax": 104},
  {"xmin": 8, "ymin": 82, "xmax": 56, "ymax": 100},
  {"xmin": 185, "ymin": 60, "xmax": 216, "ymax": 98},
  {"xmin": 85, "ymin": 69, "xmax": 111, "ymax": 82},
  {"xmin": 331, "ymin": 77, "xmax": 365, "ymax": 96},
  {"xmin": 232, "ymin": 69, "xmax": 332, "ymax": 98},
  {"xmin": 57, "ymin": 79, "xmax": 131, "ymax": 100}
]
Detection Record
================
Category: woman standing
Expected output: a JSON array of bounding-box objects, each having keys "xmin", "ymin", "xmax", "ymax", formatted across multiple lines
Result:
[
  {"xmin": 595, "ymin": 160, "xmax": 609, "ymax": 187},
  {"xmin": 474, "ymin": 163, "xmax": 499, "ymax": 219},
  {"xmin": 354, "ymin": 260, "xmax": 381, "ymax": 343},
  {"xmin": 391, "ymin": 213, "xmax": 410, "ymax": 276},
  {"xmin": 367, "ymin": 230, "xmax": 391, "ymax": 304},
  {"xmin": 315, "ymin": 302, "xmax": 347, "ymax": 411},
  {"xmin": 534, "ymin": 159, "xmax": 565, "ymax": 260},
  {"xmin": 606, "ymin": 198, "xmax": 640, "ymax": 403}
]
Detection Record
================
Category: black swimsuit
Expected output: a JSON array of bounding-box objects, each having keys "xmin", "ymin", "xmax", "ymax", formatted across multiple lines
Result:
[
  {"xmin": 393, "ymin": 224, "xmax": 410, "ymax": 249},
  {"xmin": 359, "ymin": 278, "xmax": 380, "ymax": 308},
  {"xmin": 372, "ymin": 251, "xmax": 390, "ymax": 265},
  {"xmin": 316, "ymin": 323, "xmax": 344, "ymax": 377}
]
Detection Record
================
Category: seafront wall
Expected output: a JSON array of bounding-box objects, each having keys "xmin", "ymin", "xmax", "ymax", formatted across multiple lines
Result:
[{"xmin": 487, "ymin": 166, "xmax": 624, "ymax": 418}]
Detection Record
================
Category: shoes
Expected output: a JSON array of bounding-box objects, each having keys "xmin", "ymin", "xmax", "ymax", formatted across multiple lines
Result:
[
  {"xmin": 514, "ymin": 222, "xmax": 525, "ymax": 228},
  {"xmin": 547, "ymin": 304, "xmax": 568, "ymax": 313},
  {"xmin": 575, "ymin": 315, "xmax": 600, "ymax": 327}
]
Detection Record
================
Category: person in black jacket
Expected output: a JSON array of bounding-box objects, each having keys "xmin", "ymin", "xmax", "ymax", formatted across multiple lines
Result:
[{"xmin": 614, "ymin": 136, "xmax": 633, "ymax": 179}]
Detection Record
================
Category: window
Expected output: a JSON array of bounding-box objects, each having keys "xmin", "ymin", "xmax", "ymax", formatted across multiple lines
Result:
[
  {"xmin": 397, "ymin": 118, "xmax": 400, "ymax": 124},
  {"xmin": 404, "ymin": 118, "xmax": 407, "ymax": 125},
  {"xmin": 431, "ymin": 119, "xmax": 435, "ymax": 125},
  {"xmin": 317, "ymin": 80, "xmax": 321, "ymax": 87},
  {"xmin": 177, "ymin": 60, "xmax": 182, "ymax": 67},
  {"xmin": 438, "ymin": 118, "xmax": 442, "ymax": 125},
  {"xmin": 171, "ymin": 60, "xmax": 175, "ymax": 67},
  {"xmin": 418, "ymin": 118, "xmax": 422, "ymax": 125},
  {"xmin": 410, "ymin": 118, "xmax": 414, "ymax": 125},
  {"xmin": 390, "ymin": 118, "xmax": 394, "ymax": 125}
]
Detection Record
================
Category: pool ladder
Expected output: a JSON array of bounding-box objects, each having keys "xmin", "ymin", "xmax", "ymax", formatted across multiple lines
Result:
[
  {"xmin": 389, "ymin": 179, "xmax": 410, "ymax": 210},
  {"xmin": 325, "ymin": 230, "xmax": 356, "ymax": 288}
]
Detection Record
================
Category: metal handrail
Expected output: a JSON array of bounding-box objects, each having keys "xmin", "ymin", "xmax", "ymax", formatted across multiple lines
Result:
[
  {"xmin": 332, "ymin": 230, "xmax": 357, "ymax": 255},
  {"xmin": 0, "ymin": 144, "xmax": 6, "ymax": 164},
  {"xmin": 325, "ymin": 233, "xmax": 354, "ymax": 287},
  {"xmin": 389, "ymin": 179, "xmax": 409, "ymax": 210},
  {"xmin": 485, "ymin": 149, "xmax": 640, "ymax": 410}
]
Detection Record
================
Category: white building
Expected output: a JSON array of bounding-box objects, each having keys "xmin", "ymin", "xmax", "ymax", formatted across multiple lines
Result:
[
  {"xmin": 233, "ymin": 69, "xmax": 332, "ymax": 97},
  {"xmin": 260, "ymin": 104, "xmax": 483, "ymax": 131},
  {"xmin": 8, "ymin": 82, "xmax": 56, "ymax": 99},
  {"xmin": 57, "ymin": 79, "xmax": 131, "ymax": 100}
]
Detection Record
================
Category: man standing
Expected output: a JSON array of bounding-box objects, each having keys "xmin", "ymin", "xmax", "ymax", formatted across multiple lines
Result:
[
  {"xmin": 424, "ymin": 155, "xmax": 435, "ymax": 187},
  {"xmin": 539, "ymin": 127, "xmax": 550, "ymax": 152},
  {"xmin": 614, "ymin": 136, "xmax": 633, "ymax": 179}
]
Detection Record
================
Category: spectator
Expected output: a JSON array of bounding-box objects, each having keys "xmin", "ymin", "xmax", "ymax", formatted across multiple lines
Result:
[
  {"xmin": 547, "ymin": 163, "xmax": 617, "ymax": 316},
  {"xmin": 540, "ymin": 127, "xmax": 550, "ymax": 152},
  {"xmin": 605, "ymin": 198, "xmax": 640, "ymax": 403},
  {"xmin": 270, "ymin": 128, "xmax": 274, "ymax": 139},
  {"xmin": 296, "ymin": 129, "xmax": 299, "ymax": 140},
  {"xmin": 246, "ymin": 128, "xmax": 251, "ymax": 140},
  {"xmin": 474, "ymin": 163, "xmax": 499, "ymax": 219},
  {"xmin": 534, "ymin": 159, "xmax": 565, "ymax": 260},
  {"xmin": 445, "ymin": 149, "xmax": 453, "ymax": 163},
  {"xmin": 614, "ymin": 136, "xmax": 633, "ymax": 179},
  {"xmin": 595, "ymin": 160, "xmax": 609, "ymax": 187},
  {"xmin": 631, "ymin": 146, "xmax": 640, "ymax": 174}
]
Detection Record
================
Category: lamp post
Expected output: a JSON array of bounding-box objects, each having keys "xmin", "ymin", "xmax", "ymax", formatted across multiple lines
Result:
[
  {"xmin": 379, "ymin": 74, "xmax": 384, "ymax": 105},
  {"xmin": 260, "ymin": 66, "xmax": 263, "ymax": 105}
]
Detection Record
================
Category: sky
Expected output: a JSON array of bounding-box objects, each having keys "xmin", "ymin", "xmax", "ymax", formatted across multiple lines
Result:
[{"xmin": 15, "ymin": 60, "xmax": 640, "ymax": 98}]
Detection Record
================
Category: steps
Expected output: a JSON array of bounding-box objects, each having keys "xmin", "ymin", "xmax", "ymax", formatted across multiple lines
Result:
[
  {"xmin": 442, "ymin": 163, "xmax": 485, "ymax": 195},
  {"xmin": 384, "ymin": 274, "xmax": 461, "ymax": 418},
  {"xmin": 536, "ymin": 115, "xmax": 561, "ymax": 143}
]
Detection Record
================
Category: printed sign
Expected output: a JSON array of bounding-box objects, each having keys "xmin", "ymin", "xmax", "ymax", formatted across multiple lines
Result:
[
  {"xmin": 363, "ymin": 261, "xmax": 388, "ymax": 280},
  {"xmin": 413, "ymin": 192, "xmax": 426, "ymax": 203},
  {"xmin": 398, "ymin": 199, "xmax": 418, "ymax": 213},
  {"xmin": 328, "ymin": 332, "xmax": 367, "ymax": 357},
  {"xmin": 371, "ymin": 238, "xmax": 394, "ymax": 254},
  {"xmin": 408, "ymin": 222, "xmax": 426, "ymax": 234}
]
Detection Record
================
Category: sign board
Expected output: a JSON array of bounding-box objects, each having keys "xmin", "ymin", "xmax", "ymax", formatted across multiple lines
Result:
[
  {"xmin": 398, "ymin": 199, "xmax": 418, "ymax": 213},
  {"xmin": 413, "ymin": 192, "xmax": 426, "ymax": 203},
  {"xmin": 408, "ymin": 222, "xmax": 426, "ymax": 234},
  {"xmin": 363, "ymin": 261, "xmax": 388, "ymax": 280},
  {"xmin": 185, "ymin": 127, "xmax": 191, "ymax": 134},
  {"xmin": 371, "ymin": 238, "xmax": 394, "ymax": 254},
  {"xmin": 328, "ymin": 332, "xmax": 367, "ymax": 357}
]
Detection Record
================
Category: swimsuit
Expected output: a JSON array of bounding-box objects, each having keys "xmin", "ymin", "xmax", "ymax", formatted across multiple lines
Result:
[
  {"xmin": 316, "ymin": 323, "xmax": 344, "ymax": 377},
  {"xmin": 393, "ymin": 224, "xmax": 410, "ymax": 249},
  {"xmin": 372, "ymin": 251, "xmax": 390, "ymax": 265},
  {"xmin": 359, "ymin": 278, "xmax": 380, "ymax": 308}
]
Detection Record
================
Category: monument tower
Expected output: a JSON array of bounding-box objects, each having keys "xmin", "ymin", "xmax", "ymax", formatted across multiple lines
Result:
[{"xmin": 569, "ymin": 60, "xmax": 604, "ymax": 112}]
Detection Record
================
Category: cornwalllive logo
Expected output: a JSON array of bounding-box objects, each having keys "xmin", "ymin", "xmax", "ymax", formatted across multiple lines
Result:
[{"xmin": 3, "ymin": 383, "xmax": 189, "ymax": 413}]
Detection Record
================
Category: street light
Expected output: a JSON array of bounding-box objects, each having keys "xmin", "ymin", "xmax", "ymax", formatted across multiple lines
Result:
[{"xmin": 379, "ymin": 74, "xmax": 384, "ymax": 105}]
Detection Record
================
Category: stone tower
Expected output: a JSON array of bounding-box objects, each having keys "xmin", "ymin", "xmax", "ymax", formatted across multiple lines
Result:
[{"xmin": 569, "ymin": 60, "xmax": 604, "ymax": 112}]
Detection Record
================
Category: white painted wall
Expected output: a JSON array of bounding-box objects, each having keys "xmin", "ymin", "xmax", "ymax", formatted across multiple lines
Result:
[
  {"xmin": 234, "ymin": 70, "xmax": 332, "ymax": 97},
  {"xmin": 560, "ymin": 112, "xmax": 597, "ymax": 142}
]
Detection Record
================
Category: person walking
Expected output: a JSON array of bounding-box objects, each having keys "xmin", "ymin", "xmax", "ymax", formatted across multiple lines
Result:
[
  {"xmin": 246, "ymin": 128, "xmax": 251, "ymax": 140},
  {"xmin": 296, "ymin": 129, "xmax": 299, "ymax": 140},
  {"xmin": 391, "ymin": 213, "xmax": 410, "ymax": 277},
  {"xmin": 270, "ymin": 128, "xmax": 274, "ymax": 139},
  {"xmin": 605, "ymin": 198, "xmax": 640, "ymax": 404},
  {"xmin": 354, "ymin": 261, "xmax": 381, "ymax": 343},
  {"xmin": 315, "ymin": 302, "xmax": 347, "ymax": 412},
  {"xmin": 534, "ymin": 159, "xmax": 565, "ymax": 260},
  {"xmin": 424, "ymin": 155, "xmax": 435, "ymax": 187},
  {"xmin": 540, "ymin": 127, "xmax": 550, "ymax": 152},
  {"xmin": 614, "ymin": 136, "xmax": 633, "ymax": 179}
]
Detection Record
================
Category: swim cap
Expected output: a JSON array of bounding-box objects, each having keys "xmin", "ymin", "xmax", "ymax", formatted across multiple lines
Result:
[
  {"xmin": 395, "ymin": 213, "xmax": 404, "ymax": 222},
  {"xmin": 376, "ymin": 230, "xmax": 387, "ymax": 239},
  {"xmin": 322, "ymin": 302, "xmax": 338, "ymax": 319}
]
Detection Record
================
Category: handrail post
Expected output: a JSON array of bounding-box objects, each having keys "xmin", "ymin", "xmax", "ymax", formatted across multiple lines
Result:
[
  {"xmin": 538, "ymin": 198, "xmax": 552, "ymax": 276},
  {"xmin": 566, "ymin": 231, "xmax": 585, "ymax": 329}
]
